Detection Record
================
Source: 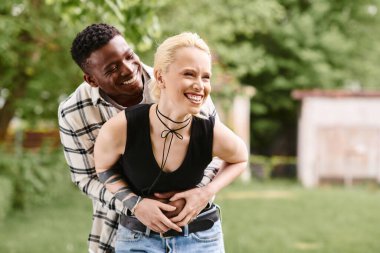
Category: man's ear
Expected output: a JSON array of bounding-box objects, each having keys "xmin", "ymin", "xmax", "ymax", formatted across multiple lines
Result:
[{"xmin": 84, "ymin": 73, "xmax": 98, "ymax": 88}]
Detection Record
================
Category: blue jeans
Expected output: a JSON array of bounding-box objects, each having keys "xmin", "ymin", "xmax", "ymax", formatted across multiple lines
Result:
[{"xmin": 115, "ymin": 211, "xmax": 225, "ymax": 253}]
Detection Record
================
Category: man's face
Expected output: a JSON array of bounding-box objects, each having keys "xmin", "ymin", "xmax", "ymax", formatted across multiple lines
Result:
[{"xmin": 84, "ymin": 35, "xmax": 144, "ymax": 106}]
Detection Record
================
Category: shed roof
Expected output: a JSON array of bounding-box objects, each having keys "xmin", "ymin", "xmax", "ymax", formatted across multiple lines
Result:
[{"xmin": 292, "ymin": 89, "xmax": 380, "ymax": 99}]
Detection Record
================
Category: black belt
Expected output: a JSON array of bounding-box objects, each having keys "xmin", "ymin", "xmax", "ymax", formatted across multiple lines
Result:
[{"xmin": 119, "ymin": 206, "xmax": 220, "ymax": 238}]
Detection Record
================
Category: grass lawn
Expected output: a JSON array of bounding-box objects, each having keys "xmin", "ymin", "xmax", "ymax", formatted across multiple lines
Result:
[
  {"xmin": 219, "ymin": 180, "xmax": 380, "ymax": 253},
  {"xmin": 1, "ymin": 179, "xmax": 380, "ymax": 253},
  {"xmin": 0, "ymin": 181, "xmax": 92, "ymax": 253}
]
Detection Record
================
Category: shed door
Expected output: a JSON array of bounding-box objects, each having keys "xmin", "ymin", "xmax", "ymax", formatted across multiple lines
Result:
[{"xmin": 315, "ymin": 127, "xmax": 380, "ymax": 182}]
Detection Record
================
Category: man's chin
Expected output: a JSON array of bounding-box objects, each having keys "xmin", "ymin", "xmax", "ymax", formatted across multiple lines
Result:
[{"xmin": 122, "ymin": 82, "xmax": 144, "ymax": 95}]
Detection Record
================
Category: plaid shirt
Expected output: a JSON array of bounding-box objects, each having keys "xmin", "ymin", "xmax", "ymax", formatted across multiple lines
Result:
[{"xmin": 58, "ymin": 65, "xmax": 221, "ymax": 253}]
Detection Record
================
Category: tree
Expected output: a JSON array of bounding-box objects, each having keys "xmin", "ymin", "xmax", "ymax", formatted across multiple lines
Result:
[
  {"xmin": 0, "ymin": 0, "xmax": 165, "ymax": 140},
  {"xmin": 155, "ymin": 0, "xmax": 380, "ymax": 155}
]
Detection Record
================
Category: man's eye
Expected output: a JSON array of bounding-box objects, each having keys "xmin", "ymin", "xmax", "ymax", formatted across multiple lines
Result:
[
  {"xmin": 105, "ymin": 66, "xmax": 118, "ymax": 76},
  {"xmin": 108, "ymin": 66, "xmax": 118, "ymax": 73}
]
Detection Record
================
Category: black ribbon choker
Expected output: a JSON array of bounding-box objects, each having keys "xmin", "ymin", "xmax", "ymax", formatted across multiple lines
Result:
[{"xmin": 155, "ymin": 105, "xmax": 192, "ymax": 170}]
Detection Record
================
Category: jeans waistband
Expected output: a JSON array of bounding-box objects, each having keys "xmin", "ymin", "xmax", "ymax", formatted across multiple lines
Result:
[{"xmin": 119, "ymin": 204, "xmax": 220, "ymax": 238}]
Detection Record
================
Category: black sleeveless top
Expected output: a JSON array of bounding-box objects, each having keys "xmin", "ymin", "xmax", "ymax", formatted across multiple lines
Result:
[{"xmin": 119, "ymin": 104, "xmax": 215, "ymax": 197}]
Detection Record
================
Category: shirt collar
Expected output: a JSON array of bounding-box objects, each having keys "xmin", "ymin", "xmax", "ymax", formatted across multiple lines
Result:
[{"xmin": 90, "ymin": 85, "xmax": 103, "ymax": 106}]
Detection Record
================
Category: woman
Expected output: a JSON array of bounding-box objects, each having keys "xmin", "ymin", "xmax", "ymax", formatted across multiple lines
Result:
[{"xmin": 94, "ymin": 32, "xmax": 248, "ymax": 252}]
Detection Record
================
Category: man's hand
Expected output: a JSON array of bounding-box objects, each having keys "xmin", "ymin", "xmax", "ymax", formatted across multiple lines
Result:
[
  {"xmin": 168, "ymin": 187, "xmax": 213, "ymax": 227},
  {"xmin": 133, "ymin": 198, "xmax": 182, "ymax": 233}
]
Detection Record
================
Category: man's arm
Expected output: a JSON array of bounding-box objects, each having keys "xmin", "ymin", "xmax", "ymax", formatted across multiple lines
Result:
[
  {"xmin": 58, "ymin": 104, "xmax": 127, "ymax": 215},
  {"xmin": 199, "ymin": 95, "xmax": 222, "ymax": 185}
]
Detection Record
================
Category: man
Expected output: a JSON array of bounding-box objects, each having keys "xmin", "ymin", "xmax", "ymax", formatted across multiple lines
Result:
[{"xmin": 58, "ymin": 23, "xmax": 221, "ymax": 253}]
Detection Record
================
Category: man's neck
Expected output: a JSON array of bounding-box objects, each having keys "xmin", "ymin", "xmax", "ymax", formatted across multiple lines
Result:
[
  {"xmin": 118, "ymin": 93, "xmax": 144, "ymax": 107},
  {"xmin": 100, "ymin": 73, "xmax": 146, "ymax": 108},
  {"xmin": 99, "ymin": 89, "xmax": 144, "ymax": 109}
]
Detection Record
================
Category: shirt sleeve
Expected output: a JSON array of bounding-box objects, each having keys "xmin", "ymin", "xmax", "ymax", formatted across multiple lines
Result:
[
  {"xmin": 197, "ymin": 96, "xmax": 222, "ymax": 186},
  {"xmin": 58, "ymin": 105, "xmax": 129, "ymax": 216},
  {"xmin": 200, "ymin": 95, "xmax": 217, "ymax": 119}
]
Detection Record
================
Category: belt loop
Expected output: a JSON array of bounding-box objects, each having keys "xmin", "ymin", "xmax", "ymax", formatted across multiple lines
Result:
[
  {"xmin": 216, "ymin": 205, "xmax": 222, "ymax": 222},
  {"xmin": 184, "ymin": 225, "xmax": 189, "ymax": 237},
  {"xmin": 145, "ymin": 227, "xmax": 151, "ymax": 236}
]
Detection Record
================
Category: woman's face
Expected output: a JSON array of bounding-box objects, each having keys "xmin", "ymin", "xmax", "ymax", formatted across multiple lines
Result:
[{"xmin": 160, "ymin": 46, "xmax": 212, "ymax": 115}]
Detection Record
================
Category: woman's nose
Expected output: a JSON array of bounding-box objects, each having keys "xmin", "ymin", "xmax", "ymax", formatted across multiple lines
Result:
[{"xmin": 193, "ymin": 79, "xmax": 204, "ymax": 91}]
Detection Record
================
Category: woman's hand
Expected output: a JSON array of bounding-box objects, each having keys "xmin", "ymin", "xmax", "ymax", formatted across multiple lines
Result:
[
  {"xmin": 154, "ymin": 191, "xmax": 186, "ymax": 218},
  {"xmin": 167, "ymin": 187, "xmax": 213, "ymax": 227},
  {"xmin": 133, "ymin": 198, "xmax": 182, "ymax": 233}
]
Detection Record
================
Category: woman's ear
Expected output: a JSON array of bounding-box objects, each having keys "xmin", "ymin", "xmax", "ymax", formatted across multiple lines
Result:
[
  {"xmin": 84, "ymin": 73, "xmax": 98, "ymax": 87},
  {"xmin": 154, "ymin": 69, "xmax": 165, "ymax": 88}
]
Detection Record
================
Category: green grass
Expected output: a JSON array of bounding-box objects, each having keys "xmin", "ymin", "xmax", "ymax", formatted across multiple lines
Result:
[
  {"xmin": 0, "ymin": 181, "xmax": 92, "ymax": 253},
  {"xmin": 1, "ymin": 180, "xmax": 380, "ymax": 253},
  {"xmin": 218, "ymin": 180, "xmax": 380, "ymax": 253}
]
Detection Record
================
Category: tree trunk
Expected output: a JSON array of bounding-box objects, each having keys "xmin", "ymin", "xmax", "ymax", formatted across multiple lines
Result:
[
  {"xmin": 0, "ymin": 26, "xmax": 34, "ymax": 142},
  {"xmin": 0, "ymin": 74, "xmax": 28, "ymax": 141}
]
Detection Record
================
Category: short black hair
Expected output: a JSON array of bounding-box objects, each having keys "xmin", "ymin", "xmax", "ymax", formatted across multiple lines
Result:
[{"xmin": 71, "ymin": 23, "xmax": 121, "ymax": 71}]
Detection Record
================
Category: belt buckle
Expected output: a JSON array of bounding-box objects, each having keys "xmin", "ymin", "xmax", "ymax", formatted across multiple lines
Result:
[{"xmin": 159, "ymin": 232, "xmax": 173, "ymax": 239}]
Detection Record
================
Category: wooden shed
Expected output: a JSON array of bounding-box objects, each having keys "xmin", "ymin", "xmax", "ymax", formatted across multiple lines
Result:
[{"xmin": 292, "ymin": 90, "xmax": 380, "ymax": 187}]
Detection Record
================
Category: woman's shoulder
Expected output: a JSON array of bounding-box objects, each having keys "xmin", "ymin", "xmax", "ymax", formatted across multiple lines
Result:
[
  {"xmin": 124, "ymin": 103, "xmax": 153, "ymax": 119},
  {"xmin": 192, "ymin": 114, "xmax": 216, "ymax": 135},
  {"xmin": 123, "ymin": 103, "xmax": 153, "ymax": 131},
  {"xmin": 193, "ymin": 114, "xmax": 215, "ymax": 124},
  {"xmin": 124, "ymin": 103, "xmax": 152, "ymax": 113}
]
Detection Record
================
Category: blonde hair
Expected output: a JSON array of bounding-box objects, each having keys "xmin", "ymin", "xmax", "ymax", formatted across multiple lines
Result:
[{"xmin": 149, "ymin": 32, "xmax": 211, "ymax": 101}]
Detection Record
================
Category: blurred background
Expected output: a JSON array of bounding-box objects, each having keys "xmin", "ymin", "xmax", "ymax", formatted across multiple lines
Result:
[{"xmin": 1, "ymin": 0, "xmax": 380, "ymax": 252}]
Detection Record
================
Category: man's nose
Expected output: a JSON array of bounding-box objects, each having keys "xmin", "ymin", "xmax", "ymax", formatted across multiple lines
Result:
[{"xmin": 120, "ymin": 60, "xmax": 133, "ymax": 76}]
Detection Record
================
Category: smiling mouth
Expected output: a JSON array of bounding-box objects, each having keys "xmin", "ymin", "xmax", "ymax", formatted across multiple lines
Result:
[
  {"xmin": 185, "ymin": 93, "xmax": 203, "ymax": 104},
  {"xmin": 122, "ymin": 73, "xmax": 138, "ymax": 85}
]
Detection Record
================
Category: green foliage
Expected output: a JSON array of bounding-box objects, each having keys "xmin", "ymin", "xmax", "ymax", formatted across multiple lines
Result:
[
  {"xmin": 3, "ymin": 0, "xmax": 380, "ymax": 154},
  {"xmin": 155, "ymin": 0, "xmax": 380, "ymax": 155},
  {"xmin": 0, "ymin": 147, "xmax": 68, "ymax": 209},
  {"xmin": 46, "ymin": 0, "xmax": 166, "ymax": 51},
  {"xmin": 0, "ymin": 0, "xmax": 165, "ymax": 131},
  {"xmin": 0, "ymin": 176, "xmax": 13, "ymax": 223},
  {"xmin": 250, "ymin": 154, "xmax": 297, "ymax": 179}
]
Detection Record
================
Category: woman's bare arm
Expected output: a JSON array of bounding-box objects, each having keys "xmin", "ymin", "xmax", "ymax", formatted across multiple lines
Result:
[
  {"xmin": 94, "ymin": 111, "xmax": 181, "ymax": 233},
  {"xmin": 170, "ymin": 120, "xmax": 248, "ymax": 225}
]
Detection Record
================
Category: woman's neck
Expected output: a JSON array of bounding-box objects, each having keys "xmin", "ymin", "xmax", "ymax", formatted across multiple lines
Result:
[{"xmin": 155, "ymin": 103, "xmax": 192, "ymax": 129}]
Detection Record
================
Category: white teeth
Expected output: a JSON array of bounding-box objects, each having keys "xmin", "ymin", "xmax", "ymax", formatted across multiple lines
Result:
[
  {"xmin": 186, "ymin": 94, "xmax": 202, "ymax": 102},
  {"xmin": 122, "ymin": 75, "xmax": 137, "ymax": 85}
]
